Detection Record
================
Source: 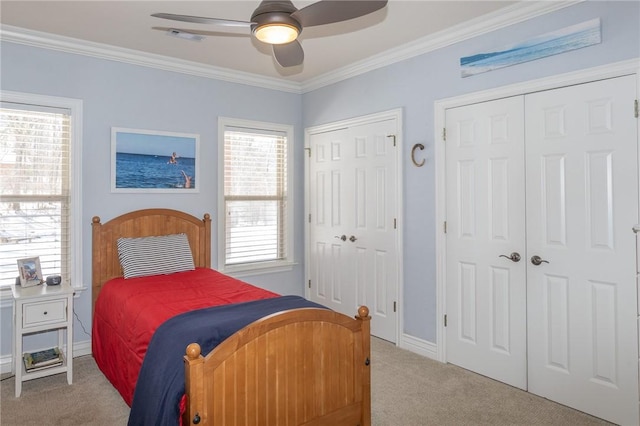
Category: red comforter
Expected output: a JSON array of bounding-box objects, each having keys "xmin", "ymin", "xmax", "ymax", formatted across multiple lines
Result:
[{"xmin": 91, "ymin": 268, "xmax": 278, "ymax": 406}]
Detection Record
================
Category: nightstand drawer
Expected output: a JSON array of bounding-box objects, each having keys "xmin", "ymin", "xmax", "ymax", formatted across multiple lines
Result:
[{"xmin": 23, "ymin": 299, "xmax": 67, "ymax": 327}]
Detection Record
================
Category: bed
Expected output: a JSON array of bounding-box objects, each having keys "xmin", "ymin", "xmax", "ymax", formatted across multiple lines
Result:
[{"xmin": 91, "ymin": 208, "xmax": 371, "ymax": 426}]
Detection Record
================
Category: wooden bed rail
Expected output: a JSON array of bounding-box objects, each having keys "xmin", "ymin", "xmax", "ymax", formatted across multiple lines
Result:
[{"xmin": 183, "ymin": 306, "xmax": 372, "ymax": 426}]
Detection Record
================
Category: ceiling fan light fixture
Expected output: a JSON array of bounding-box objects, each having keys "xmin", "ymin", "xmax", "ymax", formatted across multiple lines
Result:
[
  {"xmin": 153, "ymin": 0, "xmax": 390, "ymax": 67},
  {"xmin": 254, "ymin": 23, "xmax": 299, "ymax": 44}
]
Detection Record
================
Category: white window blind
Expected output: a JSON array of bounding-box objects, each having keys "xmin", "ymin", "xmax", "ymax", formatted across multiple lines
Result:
[
  {"xmin": 223, "ymin": 126, "xmax": 288, "ymax": 266},
  {"xmin": 0, "ymin": 103, "xmax": 71, "ymax": 286}
]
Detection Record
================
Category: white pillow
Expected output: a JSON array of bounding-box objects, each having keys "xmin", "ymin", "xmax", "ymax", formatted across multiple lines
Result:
[{"xmin": 116, "ymin": 233, "xmax": 195, "ymax": 279}]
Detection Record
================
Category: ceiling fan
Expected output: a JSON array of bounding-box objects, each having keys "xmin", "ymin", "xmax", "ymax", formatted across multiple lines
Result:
[{"xmin": 151, "ymin": 0, "xmax": 388, "ymax": 68}]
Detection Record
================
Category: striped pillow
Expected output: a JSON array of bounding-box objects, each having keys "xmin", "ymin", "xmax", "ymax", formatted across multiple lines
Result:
[{"xmin": 117, "ymin": 233, "xmax": 195, "ymax": 279}]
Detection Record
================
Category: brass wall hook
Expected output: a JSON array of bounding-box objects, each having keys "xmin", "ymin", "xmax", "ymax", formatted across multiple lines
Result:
[{"xmin": 411, "ymin": 143, "xmax": 425, "ymax": 167}]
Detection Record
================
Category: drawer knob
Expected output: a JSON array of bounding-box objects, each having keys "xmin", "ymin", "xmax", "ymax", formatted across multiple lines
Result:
[{"xmin": 43, "ymin": 311, "xmax": 48, "ymax": 315}]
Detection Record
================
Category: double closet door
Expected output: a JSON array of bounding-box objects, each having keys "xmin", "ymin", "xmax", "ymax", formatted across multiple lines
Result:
[
  {"xmin": 445, "ymin": 75, "xmax": 639, "ymax": 425},
  {"xmin": 307, "ymin": 113, "xmax": 400, "ymax": 343}
]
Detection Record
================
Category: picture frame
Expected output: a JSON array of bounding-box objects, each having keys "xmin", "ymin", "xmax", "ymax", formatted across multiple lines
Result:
[
  {"xmin": 460, "ymin": 18, "xmax": 601, "ymax": 78},
  {"xmin": 111, "ymin": 127, "xmax": 200, "ymax": 193},
  {"xmin": 17, "ymin": 257, "xmax": 43, "ymax": 287}
]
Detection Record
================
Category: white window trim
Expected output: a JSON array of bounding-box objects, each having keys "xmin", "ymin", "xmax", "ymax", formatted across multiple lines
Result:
[
  {"xmin": 0, "ymin": 91, "xmax": 84, "ymax": 305},
  {"xmin": 217, "ymin": 117, "xmax": 294, "ymax": 276}
]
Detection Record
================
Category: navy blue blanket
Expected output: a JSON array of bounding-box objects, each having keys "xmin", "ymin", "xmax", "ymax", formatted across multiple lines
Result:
[{"xmin": 128, "ymin": 295, "xmax": 326, "ymax": 426}]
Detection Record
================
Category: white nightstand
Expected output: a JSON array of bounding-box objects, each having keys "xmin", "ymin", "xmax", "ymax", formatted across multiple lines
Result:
[{"xmin": 11, "ymin": 282, "xmax": 74, "ymax": 397}]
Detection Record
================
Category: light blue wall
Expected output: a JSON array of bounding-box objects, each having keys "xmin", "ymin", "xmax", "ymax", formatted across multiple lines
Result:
[
  {"xmin": 302, "ymin": 0, "xmax": 640, "ymax": 342},
  {"xmin": 0, "ymin": 43, "xmax": 304, "ymax": 356},
  {"xmin": 1, "ymin": 0, "xmax": 638, "ymax": 358}
]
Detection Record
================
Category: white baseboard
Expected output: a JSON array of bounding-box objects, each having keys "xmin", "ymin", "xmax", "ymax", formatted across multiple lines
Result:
[
  {"xmin": 399, "ymin": 333, "xmax": 439, "ymax": 361},
  {"xmin": 2, "ymin": 334, "xmax": 439, "ymax": 372},
  {"xmin": 0, "ymin": 353, "xmax": 12, "ymax": 375},
  {"xmin": 0, "ymin": 339, "xmax": 92, "ymax": 375},
  {"xmin": 3, "ymin": 335, "xmax": 438, "ymax": 373},
  {"xmin": 71, "ymin": 339, "xmax": 92, "ymax": 358}
]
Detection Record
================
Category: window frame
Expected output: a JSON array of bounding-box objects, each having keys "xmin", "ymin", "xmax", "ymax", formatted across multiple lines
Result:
[
  {"xmin": 217, "ymin": 117, "xmax": 294, "ymax": 276},
  {"xmin": 0, "ymin": 91, "xmax": 83, "ymax": 299}
]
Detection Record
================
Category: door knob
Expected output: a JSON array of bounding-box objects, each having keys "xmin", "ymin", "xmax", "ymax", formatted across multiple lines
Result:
[
  {"xmin": 349, "ymin": 235, "xmax": 357, "ymax": 242},
  {"xmin": 499, "ymin": 252, "xmax": 521, "ymax": 262},
  {"xmin": 531, "ymin": 255, "xmax": 549, "ymax": 266},
  {"xmin": 334, "ymin": 235, "xmax": 347, "ymax": 241}
]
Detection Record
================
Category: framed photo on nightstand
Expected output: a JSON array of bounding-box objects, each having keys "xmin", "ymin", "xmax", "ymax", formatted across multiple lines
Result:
[{"xmin": 17, "ymin": 257, "xmax": 43, "ymax": 287}]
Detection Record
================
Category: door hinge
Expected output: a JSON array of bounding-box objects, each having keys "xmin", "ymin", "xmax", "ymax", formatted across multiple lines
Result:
[
  {"xmin": 308, "ymin": 213, "xmax": 311, "ymax": 223},
  {"xmin": 387, "ymin": 134, "xmax": 396, "ymax": 147},
  {"xmin": 304, "ymin": 147, "xmax": 311, "ymax": 157},
  {"xmin": 393, "ymin": 301, "xmax": 397, "ymax": 312},
  {"xmin": 394, "ymin": 218, "xmax": 397, "ymax": 229},
  {"xmin": 635, "ymin": 99, "xmax": 639, "ymax": 118},
  {"xmin": 442, "ymin": 128, "xmax": 446, "ymax": 141},
  {"xmin": 308, "ymin": 279, "xmax": 311, "ymax": 289},
  {"xmin": 444, "ymin": 221, "xmax": 447, "ymax": 233},
  {"xmin": 444, "ymin": 314, "xmax": 447, "ymax": 327}
]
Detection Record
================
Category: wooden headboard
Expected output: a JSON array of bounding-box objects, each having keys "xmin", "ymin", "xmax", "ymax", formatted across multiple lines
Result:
[{"xmin": 91, "ymin": 208, "xmax": 211, "ymax": 313}]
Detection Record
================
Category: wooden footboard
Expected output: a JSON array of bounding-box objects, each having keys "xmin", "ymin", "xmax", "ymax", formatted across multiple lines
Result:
[{"xmin": 183, "ymin": 306, "xmax": 371, "ymax": 426}]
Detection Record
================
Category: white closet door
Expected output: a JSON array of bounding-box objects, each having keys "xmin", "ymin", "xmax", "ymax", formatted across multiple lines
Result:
[
  {"xmin": 445, "ymin": 96, "xmax": 527, "ymax": 389},
  {"xmin": 526, "ymin": 75, "xmax": 639, "ymax": 426},
  {"xmin": 308, "ymin": 117, "xmax": 399, "ymax": 342}
]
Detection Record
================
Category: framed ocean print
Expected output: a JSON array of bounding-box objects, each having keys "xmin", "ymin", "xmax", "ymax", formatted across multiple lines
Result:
[
  {"xmin": 460, "ymin": 18, "xmax": 601, "ymax": 78},
  {"xmin": 17, "ymin": 257, "xmax": 43, "ymax": 287},
  {"xmin": 111, "ymin": 127, "xmax": 200, "ymax": 193}
]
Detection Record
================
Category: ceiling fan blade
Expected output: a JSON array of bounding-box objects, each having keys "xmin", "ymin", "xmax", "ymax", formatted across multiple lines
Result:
[
  {"xmin": 272, "ymin": 40, "xmax": 304, "ymax": 67},
  {"xmin": 151, "ymin": 13, "xmax": 253, "ymax": 28},
  {"xmin": 291, "ymin": 0, "xmax": 387, "ymax": 28}
]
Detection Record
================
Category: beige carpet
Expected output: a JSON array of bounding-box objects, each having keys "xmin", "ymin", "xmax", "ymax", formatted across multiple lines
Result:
[
  {"xmin": 370, "ymin": 338, "xmax": 610, "ymax": 425},
  {"xmin": 1, "ymin": 338, "xmax": 611, "ymax": 425},
  {"xmin": 1, "ymin": 354, "xmax": 129, "ymax": 426}
]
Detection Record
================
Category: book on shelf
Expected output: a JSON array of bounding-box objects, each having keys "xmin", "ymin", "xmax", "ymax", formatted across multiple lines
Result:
[
  {"xmin": 23, "ymin": 360, "xmax": 63, "ymax": 372},
  {"xmin": 23, "ymin": 347, "xmax": 63, "ymax": 372}
]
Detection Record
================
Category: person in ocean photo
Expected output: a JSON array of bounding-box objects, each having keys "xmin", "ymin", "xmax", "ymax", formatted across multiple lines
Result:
[
  {"xmin": 181, "ymin": 170, "xmax": 192, "ymax": 188},
  {"xmin": 112, "ymin": 128, "xmax": 198, "ymax": 192},
  {"xmin": 168, "ymin": 151, "xmax": 178, "ymax": 164}
]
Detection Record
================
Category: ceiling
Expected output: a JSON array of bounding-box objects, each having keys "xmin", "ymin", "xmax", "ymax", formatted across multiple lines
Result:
[{"xmin": 0, "ymin": 1, "xmax": 522, "ymax": 84}]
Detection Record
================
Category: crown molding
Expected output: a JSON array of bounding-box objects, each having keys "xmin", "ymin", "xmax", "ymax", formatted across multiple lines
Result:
[
  {"xmin": 1, "ymin": 1, "xmax": 581, "ymax": 94},
  {"xmin": 0, "ymin": 25, "xmax": 302, "ymax": 94},
  {"xmin": 301, "ymin": 0, "xmax": 582, "ymax": 92}
]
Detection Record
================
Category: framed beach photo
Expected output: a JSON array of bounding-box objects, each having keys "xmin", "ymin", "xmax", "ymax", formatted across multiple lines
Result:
[
  {"xmin": 111, "ymin": 128, "xmax": 200, "ymax": 193},
  {"xmin": 460, "ymin": 18, "xmax": 601, "ymax": 78},
  {"xmin": 17, "ymin": 257, "xmax": 43, "ymax": 287}
]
